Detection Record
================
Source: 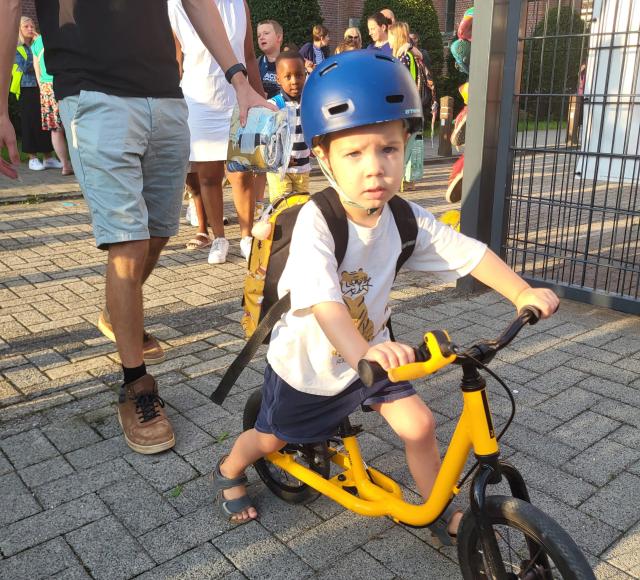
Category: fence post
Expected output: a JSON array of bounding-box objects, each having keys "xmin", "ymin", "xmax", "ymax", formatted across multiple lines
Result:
[
  {"xmin": 438, "ymin": 96, "xmax": 454, "ymax": 157},
  {"xmin": 456, "ymin": 0, "xmax": 525, "ymax": 293}
]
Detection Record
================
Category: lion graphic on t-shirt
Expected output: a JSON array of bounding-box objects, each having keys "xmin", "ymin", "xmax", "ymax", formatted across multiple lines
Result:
[{"xmin": 340, "ymin": 269, "xmax": 374, "ymax": 341}]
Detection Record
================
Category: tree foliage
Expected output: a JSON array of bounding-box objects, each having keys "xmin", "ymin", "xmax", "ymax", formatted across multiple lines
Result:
[
  {"xmin": 246, "ymin": 0, "xmax": 323, "ymax": 53},
  {"xmin": 523, "ymin": 6, "xmax": 587, "ymax": 119}
]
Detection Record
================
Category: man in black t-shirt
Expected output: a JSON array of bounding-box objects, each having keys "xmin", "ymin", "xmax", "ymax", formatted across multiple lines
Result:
[{"xmin": 0, "ymin": 0, "xmax": 271, "ymax": 455}]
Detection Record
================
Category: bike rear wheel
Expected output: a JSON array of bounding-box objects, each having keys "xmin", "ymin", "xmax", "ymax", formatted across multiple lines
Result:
[
  {"xmin": 243, "ymin": 390, "xmax": 331, "ymax": 504},
  {"xmin": 457, "ymin": 496, "xmax": 594, "ymax": 580}
]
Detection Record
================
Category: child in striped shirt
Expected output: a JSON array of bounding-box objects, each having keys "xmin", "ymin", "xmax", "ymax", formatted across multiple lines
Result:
[{"xmin": 266, "ymin": 52, "xmax": 310, "ymax": 203}]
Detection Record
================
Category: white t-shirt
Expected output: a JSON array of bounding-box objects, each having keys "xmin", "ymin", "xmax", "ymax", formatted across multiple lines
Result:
[{"xmin": 266, "ymin": 200, "xmax": 487, "ymax": 396}]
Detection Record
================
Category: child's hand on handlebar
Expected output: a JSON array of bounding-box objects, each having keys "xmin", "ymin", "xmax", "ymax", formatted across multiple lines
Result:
[
  {"xmin": 363, "ymin": 341, "xmax": 415, "ymax": 371},
  {"xmin": 515, "ymin": 287, "xmax": 559, "ymax": 319}
]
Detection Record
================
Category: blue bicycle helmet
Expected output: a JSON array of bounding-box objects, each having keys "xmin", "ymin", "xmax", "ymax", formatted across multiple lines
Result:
[{"xmin": 301, "ymin": 50, "xmax": 423, "ymax": 150}]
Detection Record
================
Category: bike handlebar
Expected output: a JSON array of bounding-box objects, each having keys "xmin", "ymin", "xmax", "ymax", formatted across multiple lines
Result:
[{"xmin": 357, "ymin": 306, "xmax": 542, "ymax": 388}]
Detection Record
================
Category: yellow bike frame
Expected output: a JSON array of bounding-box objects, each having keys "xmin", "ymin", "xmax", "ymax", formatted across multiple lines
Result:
[{"xmin": 264, "ymin": 332, "xmax": 500, "ymax": 527}]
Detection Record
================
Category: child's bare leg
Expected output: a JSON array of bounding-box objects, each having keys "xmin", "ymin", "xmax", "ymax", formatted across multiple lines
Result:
[
  {"xmin": 219, "ymin": 428, "xmax": 286, "ymax": 521},
  {"xmin": 373, "ymin": 395, "xmax": 462, "ymax": 534}
]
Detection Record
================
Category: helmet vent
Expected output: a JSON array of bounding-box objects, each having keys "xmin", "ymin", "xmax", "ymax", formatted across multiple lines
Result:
[
  {"xmin": 319, "ymin": 62, "xmax": 338, "ymax": 76},
  {"xmin": 374, "ymin": 54, "xmax": 395, "ymax": 63},
  {"xmin": 386, "ymin": 94, "xmax": 404, "ymax": 103},
  {"xmin": 327, "ymin": 103, "xmax": 349, "ymax": 115}
]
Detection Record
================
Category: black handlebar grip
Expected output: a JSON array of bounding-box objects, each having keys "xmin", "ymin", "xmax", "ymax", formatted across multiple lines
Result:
[
  {"xmin": 521, "ymin": 306, "xmax": 542, "ymax": 325},
  {"xmin": 357, "ymin": 359, "xmax": 388, "ymax": 388}
]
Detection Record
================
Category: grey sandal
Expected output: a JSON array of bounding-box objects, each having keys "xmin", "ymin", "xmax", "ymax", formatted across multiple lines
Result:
[
  {"xmin": 428, "ymin": 503, "xmax": 461, "ymax": 546},
  {"xmin": 212, "ymin": 456, "xmax": 256, "ymax": 522}
]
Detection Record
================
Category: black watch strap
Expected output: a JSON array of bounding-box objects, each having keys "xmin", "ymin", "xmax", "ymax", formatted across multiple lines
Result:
[{"xmin": 225, "ymin": 63, "xmax": 248, "ymax": 84}]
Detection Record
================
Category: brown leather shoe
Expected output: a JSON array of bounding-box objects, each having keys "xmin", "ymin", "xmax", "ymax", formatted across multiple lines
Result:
[
  {"xmin": 117, "ymin": 374, "xmax": 175, "ymax": 454},
  {"xmin": 97, "ymin": 309, "xmax": 166, "ymax": 364}
]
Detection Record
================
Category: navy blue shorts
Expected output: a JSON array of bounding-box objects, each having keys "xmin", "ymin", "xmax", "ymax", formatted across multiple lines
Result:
[{"xmin": 254, "ymin": 364, "xmax": 416, "ymax": 443}]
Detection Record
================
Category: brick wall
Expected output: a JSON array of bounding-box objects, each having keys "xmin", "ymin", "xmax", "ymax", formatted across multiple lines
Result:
[
  {"xmin": 318, "ymin": 0, "xmax": 364, "ymax": 50},
  {"xmin": 21, "ymin": 0, "xmax": 38, "ymax": 27}
]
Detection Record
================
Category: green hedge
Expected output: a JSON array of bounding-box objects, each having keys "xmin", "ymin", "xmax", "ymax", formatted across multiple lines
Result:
[
  {"xmin": 246, "ymin": 0, "xmax": 323, "ymax": 53},
  {"xmin": 360, "ymin": 0, "xmax": 444, "ymax": 77},
  {"xmin": 523, "ymin": 6, "xmax": 587, "ymax": 120}
]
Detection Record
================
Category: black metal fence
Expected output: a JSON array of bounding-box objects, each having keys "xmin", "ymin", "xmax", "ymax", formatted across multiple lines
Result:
[{"xmin": 503, "ymin": 0, "xmax": 639, "ymax": 312}]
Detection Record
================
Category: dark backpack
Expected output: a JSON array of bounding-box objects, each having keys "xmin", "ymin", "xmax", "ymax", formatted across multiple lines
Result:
[{"xmin": 211, "ymin": 187, "xmax": 419, "ymax": 404}]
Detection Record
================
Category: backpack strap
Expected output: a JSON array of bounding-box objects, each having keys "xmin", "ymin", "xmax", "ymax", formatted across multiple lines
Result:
[
  {"xmin": 388, "ymin": 195, "xmax": 418, "ymax": 276},
  {"xmin": 211, "ymin": 293, "xmax": 291, "ymax": 405},
  {"xmin": 311, "ymin": 187, "xmax": 349, "ymax": 267}
]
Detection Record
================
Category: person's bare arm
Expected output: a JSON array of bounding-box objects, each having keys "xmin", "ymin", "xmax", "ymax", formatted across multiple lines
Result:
[
  {"xmin": 312, "ymin": 302, "xmax": 414, "ymax": 372},
  {"xmin": 33, "ymin": 50, "xmax": 42, "ymax": 89},
  {"xmin": 470, "ymin": 248, "xmax": 559, "ymax": 317},
  {"xmin": 0, "ymin": 0, "xmax": 21, "ymax": 178},
  {"xmin": 243, "ymin": 0, "xmax": 264, "ymax": 97},
  {"xmin": 173, "ymin": 32, "xmax": 184, "ymax": 79},
  {"xmin": 180, "ymin": 0, "xmax": 274, "ymax": 124}
]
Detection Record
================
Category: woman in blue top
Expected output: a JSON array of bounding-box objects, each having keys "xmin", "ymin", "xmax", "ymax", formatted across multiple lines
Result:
[
  {"xmin": 366, "ymin": 12, "xmax": 392, "ymax": 56},
  {"xmin": 13, "ymin": 17, "xmax": 53, "ymax": 171}
]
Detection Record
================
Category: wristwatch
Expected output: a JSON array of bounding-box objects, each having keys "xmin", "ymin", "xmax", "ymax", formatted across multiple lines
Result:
[{"xmin": 225, "ymin": 63, "xmax": 248, "ymax": 84}]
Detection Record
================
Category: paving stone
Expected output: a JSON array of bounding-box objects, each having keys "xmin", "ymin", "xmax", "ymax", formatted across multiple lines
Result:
[
  {"xmin": 0, "ymin": 450, "xmax": 12, "ymax": 474},
  {"xmin": 508, "ymin": 452, "xmax": 596, "ymax": 508},
  {"xmin": 528, "ymin": 487, "xmax": 620, "ymax": 557},
  {"xmin": 535, "ymin": 386, "xmax": 602, "ymax": 422},
  {"xmin": 551, "ymin": 411, "xmax": 621, "ymax": 451},
  {"xmin": 0, "ymin": 493, "xmax": 109, "ymax": 556},
  {"xmin": 34, "ymin": 456, "xmax": 137, "ymax": 509},
  {"xmin": 2, "ymin": 364, "xmax": 49, "ymax": 391},
  {"xmin": 170, "ymin": 414, "xmax": 216, "ymax": 456},
  {"xmin": 0, "ymin": 471, "xmax": 41, "ymax": 525},
  {"xmin": 602, "ymin": 336, "xmax": 640, "ymax": 357},
  {"xmin": 214, "ymin": 521, "xmax": 313, "ymax": 579},
  {"xmin": 362, "ymin": 525, "xmax": 460, "ymax": 578},
  {"xmin": 558, "ymin": 341, "xmax": 622, "ymax": 364},
  {"xmin": 50, "ymin": 565, "xmax": 92, "ymax": 579},
  {"xmin": 580, "ymin": 472, "xmax": 640, "ymax": 531},
  {"xmin": 315, "ymin": 548, "xmax": 395, "ymax": 580},
  {"xmin": 18, "ymin": 454, "xmax": 75, "ymax": 487},
  {"xmin": 0, "ymin": 537, "xmax": 78, "ymax": 580},
  {"xmin": 0, "ymin": 428, "xmax": 59, "ymax": 468},
  {"xmin": 565, "ymin": 439, "xmax": 640, "ymax": 487},
  {"xmin": 499, "ymin": 422, "xmax": 577, "ymax": 468},
  {"xmin": 251, "ymin": 484, "xmax": 323, "ymax": 543},
  {"xmin": 601, "ymin": 520, "xmax": 640, "ymax": 578},
  {"xmin": 82, "ymin": 405, "xmax": 121, "ymax": 439},
  {"xmin": 578, "ymin": 376, "xmax": 640, "ymax": 407},
  {"xmin": 66, "ymin": 516, "xmax": 155, "ymax": 580},
  {"xmin": 42, "ymin": 415, "xmax": 102, "ymax": 453},
  {"xmin": 65, "ymin": 436, "xmax": 129, "ymax": 469},
  {"xmin": 565, "ymin": 356, "xmax": 638, "ymax": 385},
  {"xmin": 136, "ymin": 543, "xmax": 235, "ymax": 580},
  {"xmin": 288, "ymin": 510, "xmax": 393, "ymax": 567},
  {"xmin": 160, "ymin": 383, "xmax": 215, "ymax": 413},
  {"xmin": 523, "ymin": 363, "xmax": 589, "ymax": 394},
  {"xmin": 139, "ymin": 506, "xmax": 231, "ymax": 564},
  {"xmin": 125, "ymin": 449, "xmax": 198, "ymax": 492},
  {"xmin": 592, "ymin": 399, "xmax": 640, "ymax": 429},
  {"xmin": 609, "ymin": 425, "xmax": 640, "ymax": 450},
  {"xmin": 100, "ymin": 475, "xmax": 181, "ymax": 539}
]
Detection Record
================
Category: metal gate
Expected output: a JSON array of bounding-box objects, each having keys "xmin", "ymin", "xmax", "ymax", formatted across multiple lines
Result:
[{"xmin": 461, "ymin": 0, "xmax": 640, "ymax": 314}]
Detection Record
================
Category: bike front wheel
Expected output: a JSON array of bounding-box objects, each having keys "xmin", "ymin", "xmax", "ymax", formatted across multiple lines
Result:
[{"xmin": 457, "ymin": 495, "xmax": 595, "ymax": 580}]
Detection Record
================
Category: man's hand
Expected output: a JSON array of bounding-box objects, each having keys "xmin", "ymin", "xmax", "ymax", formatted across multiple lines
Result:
[
  {"xmin": 0, "ymin": 113, "xmax": 19, "ymax": 179},
  {"xmin": 231, "ymin": 74, "xmax": 276, "ymax": 126}
]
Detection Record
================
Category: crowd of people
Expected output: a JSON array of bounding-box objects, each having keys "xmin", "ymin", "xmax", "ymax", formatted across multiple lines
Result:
[{"xmin": 0, "ymin": 0, "xmax": 558, "ymax": 535}]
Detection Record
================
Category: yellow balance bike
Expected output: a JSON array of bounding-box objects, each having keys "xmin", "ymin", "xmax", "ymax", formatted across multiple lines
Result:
[{"xmin": 242, "ymin": 308, "xmax": 595, "ymax": 579}]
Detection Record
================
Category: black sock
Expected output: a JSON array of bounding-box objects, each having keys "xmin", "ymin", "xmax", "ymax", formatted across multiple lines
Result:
[{"xmin": 123, "ymin": 363, "xmax": 147, "ymax": 384}]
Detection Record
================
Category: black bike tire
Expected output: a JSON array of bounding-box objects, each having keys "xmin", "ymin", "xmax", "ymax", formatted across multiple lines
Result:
[
  {"xmin": 242, "ymin": 390, "xmax": 330, "ymax": 504},
  {"xmin": 457, "ymin": 495, "xmax": 595, "ymax": 580}
]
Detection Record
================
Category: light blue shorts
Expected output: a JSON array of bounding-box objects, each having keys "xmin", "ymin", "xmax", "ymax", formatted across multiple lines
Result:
[{"xmin": 59, "ymin": 91, "xmax": 190, "ymax": 249}]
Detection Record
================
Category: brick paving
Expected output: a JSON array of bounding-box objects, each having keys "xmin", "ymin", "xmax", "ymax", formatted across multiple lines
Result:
[{"xmin": 0, "ymin": 169, "xmax": 638, "ymax": 579}]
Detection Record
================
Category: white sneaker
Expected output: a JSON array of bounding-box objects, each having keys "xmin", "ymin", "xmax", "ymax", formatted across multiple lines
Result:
[
  {"xmin": 28, "ymin": 158, "xmax": 45, "ymax": 171},
  {"xmin": 240, "ymin": 236, "xmax": 253, "ymax": 261},
  {"xmin": 189, "ymin": 200, "xmax": 199, "ymax": 227},
  {"xmin": 43, "ymin": 157, "xmax": 63, "ymax": 169},
  {"xmin": 208, "ymin": 237, "xmax": 229, "ymax": 264},
  {"xmin": 183, "ymin": 203, "xmax": 192, "ymax": 225}
]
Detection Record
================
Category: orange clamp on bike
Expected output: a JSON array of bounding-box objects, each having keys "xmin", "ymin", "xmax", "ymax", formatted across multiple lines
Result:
[{"xmin": 388, "ymin": 330, "xmax": 457, "ymax": 382}]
